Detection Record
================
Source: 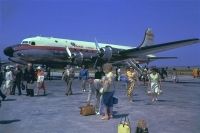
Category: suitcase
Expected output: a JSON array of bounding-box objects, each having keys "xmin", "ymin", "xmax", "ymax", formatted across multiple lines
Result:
[
  {"xmin": 80, "ymin": 104, "xmax": 95, "ymax": 116},
  {"xmin": 118, "ymin": 116, "xmax": 131, "ymax": 133}
]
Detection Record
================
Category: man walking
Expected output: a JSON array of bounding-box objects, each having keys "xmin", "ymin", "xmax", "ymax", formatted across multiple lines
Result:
[{"xmin": 62, "ymin": 65, "xmax": 75, "ymax": 96}]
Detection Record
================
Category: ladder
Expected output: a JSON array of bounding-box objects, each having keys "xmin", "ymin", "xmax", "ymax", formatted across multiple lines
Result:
[{"xmin": 126, "ymin": 58, "xmax": 143, "ymax": 75}]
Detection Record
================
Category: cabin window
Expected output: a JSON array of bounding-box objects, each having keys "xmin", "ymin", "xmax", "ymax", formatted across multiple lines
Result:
[
  {"xmin": 55, "ymin": 40, "xmax": 58, "ymax": 43},
  {"xmin": 31, "ymin": 42, "xmax": 35, "ymax": 45}
]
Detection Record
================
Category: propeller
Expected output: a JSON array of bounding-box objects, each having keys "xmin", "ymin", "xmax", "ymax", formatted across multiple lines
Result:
[{"xmin": 93, "ymin": 38, "xmax": 101, "ymax": 68}]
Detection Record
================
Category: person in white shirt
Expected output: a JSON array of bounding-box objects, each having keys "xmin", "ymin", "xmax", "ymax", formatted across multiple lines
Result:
[
  {"xmin": 148, "ymin": 68, "xmax": 161, "ymax": 102},
  {"xmin": 4, "ymin": 66, "xmax": 14, "ymax": 95}
]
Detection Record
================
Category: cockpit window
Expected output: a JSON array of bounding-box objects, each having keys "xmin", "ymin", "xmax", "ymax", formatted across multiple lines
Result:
[
  {"xmin": 31, "ymin": 42, "xmax": 36, "ymax": 45},
  {"xmin": 22, "ymin": 41, "xmax": 28, "ymax": 44}
]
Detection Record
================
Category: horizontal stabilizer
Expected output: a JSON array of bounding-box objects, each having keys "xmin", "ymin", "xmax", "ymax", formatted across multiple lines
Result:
[{"xmin": 148, "ymin": 56, "xmax": 177, "ymax": 60}]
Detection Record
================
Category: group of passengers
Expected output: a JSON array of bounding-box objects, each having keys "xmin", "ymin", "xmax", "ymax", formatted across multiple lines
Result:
[
  {"xmin": 62, "ymin": 63, "xmax": 115, "ymax": 120},
  {"xmin": 0, "ymin": 63, "xmax": 46, "ymax": 102},
  {"xmin": 1, "ymin": 62, "xmax": 162, "ymax": 120},
  {"xmin": 62, "ymin": 63, "xmax": 163, "ymax": 120}
]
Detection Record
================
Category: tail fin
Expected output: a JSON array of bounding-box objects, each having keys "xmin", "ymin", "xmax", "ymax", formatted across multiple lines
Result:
[{"xmin": 138, "ymin": 28, "xmax": 154, "ymax": 48}]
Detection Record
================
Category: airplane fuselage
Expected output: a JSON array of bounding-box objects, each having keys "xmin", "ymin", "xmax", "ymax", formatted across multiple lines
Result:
[{"xmin": 4, "ymin": 36, "xmax": 137, "ymax": 66}]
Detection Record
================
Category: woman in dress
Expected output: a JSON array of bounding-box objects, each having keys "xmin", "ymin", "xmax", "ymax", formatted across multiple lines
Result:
[
  {"xmin": 36, "ymin": 66, "xmax": 46, "ymax": 95},
  {"xmin": 126, "ymin": 67, "xmax": 138, "ymax": 102},
  {"xmin": 148, "ymin": 68, "xmax": 161, "ymax": 102},
  {"xmin": 4, "ymin": 66, "xmax": 14, "ymax": 95}
]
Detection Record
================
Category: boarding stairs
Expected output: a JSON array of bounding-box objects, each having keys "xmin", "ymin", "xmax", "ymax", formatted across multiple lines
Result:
[{"xmin": 127, "ymin": 58, "xmax": 143, "ymax": 75}]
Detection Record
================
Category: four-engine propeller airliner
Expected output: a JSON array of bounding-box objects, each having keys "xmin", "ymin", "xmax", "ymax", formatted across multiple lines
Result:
[{"xmin": 3, "ymin": 28, "xmax": 200, "ymax": 68}]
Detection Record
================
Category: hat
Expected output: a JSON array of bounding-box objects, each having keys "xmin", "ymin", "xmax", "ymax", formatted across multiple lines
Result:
[
  {"xmin": 36, "ymin": 66, "xmax": 42, "ymax": 70},
  {"xmin": 6, "ymin": 66, "xmax": 10, "ymax": 70},
  {"xmin": 129, "ymin": 66, "xmax": 134, "ymax": 69}
]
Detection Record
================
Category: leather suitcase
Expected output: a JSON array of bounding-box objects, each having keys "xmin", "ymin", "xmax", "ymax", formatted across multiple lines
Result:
[{"xmin": 80, "ymin": 104, "xmax": 95, "ymax": 116}]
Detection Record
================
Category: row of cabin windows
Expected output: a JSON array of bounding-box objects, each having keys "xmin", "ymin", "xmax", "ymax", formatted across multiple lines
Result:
[
  {"xmin": 21, "ymin": 41, "xmax": 95, "ymax": 53},
  {"xmin": 22, "ymin": 40, "xmax": 67, "ymax": 45},
  {"xmin": 21, "ymin": 41, "xmax": 91, "ymax": 52}
]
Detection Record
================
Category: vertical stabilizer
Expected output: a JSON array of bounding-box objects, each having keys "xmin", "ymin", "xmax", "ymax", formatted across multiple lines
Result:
[{"xmin": 139, "ymin": 28, "xmax": 154, "ymax": 48}]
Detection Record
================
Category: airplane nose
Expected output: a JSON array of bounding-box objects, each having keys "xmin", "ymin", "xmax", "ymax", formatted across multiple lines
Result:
[{"xmin": 4, "ymin": 46, "xmax": 14, "ymax": 57}]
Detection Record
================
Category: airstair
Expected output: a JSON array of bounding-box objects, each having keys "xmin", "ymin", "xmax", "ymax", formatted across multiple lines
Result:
[{"xmin": 126, "ymin": 58, "xmax": 143, "ymax": 75}]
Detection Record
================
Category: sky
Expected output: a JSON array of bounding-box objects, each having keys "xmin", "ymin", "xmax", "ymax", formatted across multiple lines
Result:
[{"xmin": 0, "ymin": 0, "xmax": 200, "ymax": 67}]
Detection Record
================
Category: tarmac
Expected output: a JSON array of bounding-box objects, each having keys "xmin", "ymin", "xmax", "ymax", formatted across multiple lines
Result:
[{"xmin": 0, "ymin": 76, "xmax": 200, "ymax": 133}]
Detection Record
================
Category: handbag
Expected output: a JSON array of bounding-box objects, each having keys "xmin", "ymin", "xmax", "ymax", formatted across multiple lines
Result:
[
  {"xmin": 135, "ymin": 119, "xmax": 149, "ymax": 133},
  {"xmin": 26, "ymin": 83, "xmax": 35, "ymax": 90},
  {"xmin": 118, "ymin": 116, "xmax": 131, "ymax": 133},
  {"xmin": 80, "ymin": 104, "xmax": 95, "ymax": 116},
  {"xmin": 113, "ymin": 97, "xmax": 118, "ymax": 104}
]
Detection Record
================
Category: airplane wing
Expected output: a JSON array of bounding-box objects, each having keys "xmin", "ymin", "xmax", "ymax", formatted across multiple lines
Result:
[{"xmin": 119, "ymin": 38, "xmax": 200, "ymax": 57}]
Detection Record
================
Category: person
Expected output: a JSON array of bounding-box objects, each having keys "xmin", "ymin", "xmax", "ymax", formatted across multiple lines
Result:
[
  {"xmin": 115, "ymin": 66, "xmax": 121, "ymax": 81},
  {"xmin": 100, "ymin": 63, "xmax": 115, "ymax": 120},
  {"xmin": 198, "ymin": 68, "xmax": 200, "ymax": 78},
  {"xmin": 87, "ymin": 67, "xmax": 105, "ymax": 115},
  {"xmin": 79, "ymin": 65, "xmax": 89, "ymax": 92},
  {"xmin": 172, "ymin": 68, "xmax": 178, "ymax": 83},
  {"xmin": 160, "ymin": 68, "xmax": 167, "ymax": 81},
  {"xmin": 0, "ymin": 68, "xmax": 6, "ymax": 101},
  {"xmin": 36, "ymin": 66, "xmax": 46, "ymax": 95},
  {"xmin": 148, "ymin": 68, "xmax": 161, "ymax": 102},
  {"xmin": 24, "ymin": 63, "xmax": 35, "ymax": 96},
  {"xmin": 11, "ymin": 64, "xmax": 22, "ymax": 95},
  {"xmin": 126, "ymin": 67, "xmax": 138, "ymax": 102},
  {"xmin": 3, "ymin": 66, "xmax": 14, "ymax": 96},
  {"xmin": 142, "ymin": 67, "xmax": 148, "ymax": 85},
  {"xmin": 62, "ymin": 65, "xmax": 75, "ymax": 96},
  {"xmin": 46, "ymin": 67, "xmax": 51, "ymax": 80}
]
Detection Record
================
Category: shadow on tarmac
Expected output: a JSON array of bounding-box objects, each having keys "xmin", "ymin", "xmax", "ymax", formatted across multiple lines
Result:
[
  {"xmin": 4, "ymin": 99, "xmax": 16, "ymax": 101},
  {"xmin": 0, "ymin": 119, "xmax": 21, "ymax": 124},
  {"xmin": 113, "ymin": 113, "xmax": 129, "ymax": 119}
]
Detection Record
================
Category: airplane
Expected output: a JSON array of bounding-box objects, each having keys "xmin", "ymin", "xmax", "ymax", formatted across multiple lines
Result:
[{"xmin": 3, "ymin": 28, "xmax": 200, "ymax": 70}]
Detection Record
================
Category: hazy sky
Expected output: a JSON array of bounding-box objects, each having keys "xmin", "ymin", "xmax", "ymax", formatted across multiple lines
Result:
[{"xmin": 0, "ymin": 0, "xmax": 200, "ymax": 66}]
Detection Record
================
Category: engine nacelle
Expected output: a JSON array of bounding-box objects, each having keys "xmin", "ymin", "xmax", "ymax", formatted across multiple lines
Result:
[
  {"xmin": 100, "ymin": 46, "xmax": 112, "ymax": 61},
  {"xmin": 72, "ymin": 52, "xmax": 83, "ymax": 64}
]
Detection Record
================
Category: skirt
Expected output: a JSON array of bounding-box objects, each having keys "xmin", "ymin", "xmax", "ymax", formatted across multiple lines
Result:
[{"xmin": 102, "ymin": 92, "xmax": 114, "ymax": 107}]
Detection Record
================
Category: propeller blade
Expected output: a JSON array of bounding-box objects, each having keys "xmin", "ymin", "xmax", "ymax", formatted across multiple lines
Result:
[
  {"xmin": 66, "ymin": 46, "xmax": 72, "ymax": 58},
  {"xmin": 93, "ymin": 57, "xmax": 99, "ymax": 68},
  {"xmin": 94, "ymin": 38, "xmax": 100, "ymax": 52}
]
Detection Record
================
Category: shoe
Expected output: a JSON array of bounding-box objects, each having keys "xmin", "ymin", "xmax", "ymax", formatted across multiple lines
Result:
[
  {"xmin": 109, "ymin": 115, "xmax": 113, "ymax": 119},
  {"xmin": 2, "ymin": 96, "xmax": 6, "ymax": 101},
  {"xmin": 101, "ymin": 116, "xmax": 109, "ymax": 120}
]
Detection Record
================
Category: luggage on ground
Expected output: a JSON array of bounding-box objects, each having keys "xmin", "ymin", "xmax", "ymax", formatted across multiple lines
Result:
[
  {"xmin": 118, "ymin": 116, "xmax": 131, "ymax": 133},
  {"xmin": 80, "ymin": 104, "xmax": 95, "ymax": 116}
]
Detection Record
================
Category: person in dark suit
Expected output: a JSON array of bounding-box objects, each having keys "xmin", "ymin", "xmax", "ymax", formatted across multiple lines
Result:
[
  {"xmin": 24, "ymin": 63, "xmax": 35, "ymax": 96},
  {"xmin": 11, "ymin": 64, "xmax": 23, "ymax": 95}
]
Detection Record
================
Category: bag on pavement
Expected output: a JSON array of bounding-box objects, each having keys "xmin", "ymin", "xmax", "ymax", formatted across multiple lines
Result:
[
  {"xmin": 118, "ymin": 116, "xmax": 131, "ymax": 133},
  {"xmin": 135, "ymin": 119, "xmax": 149, "ymax": 133},
  {"xmin": 80, "ymin": 104, "xmax": 95, "ymax": 116}
]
